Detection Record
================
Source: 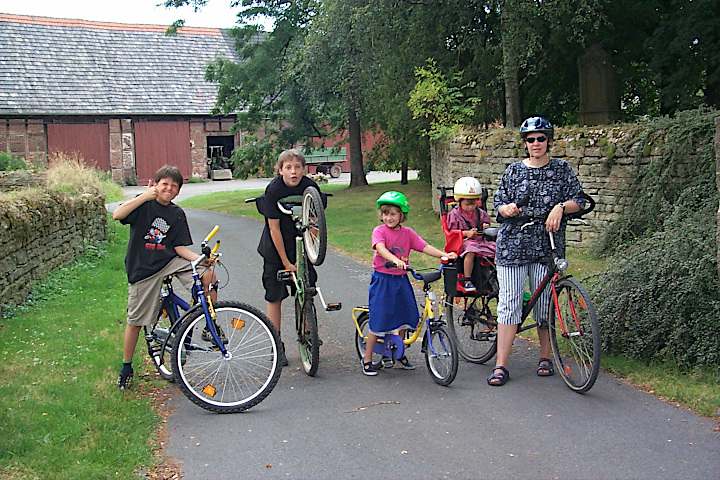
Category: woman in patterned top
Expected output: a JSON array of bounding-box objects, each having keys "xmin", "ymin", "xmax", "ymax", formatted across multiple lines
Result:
[{"xmin": 488, "ymin": 116, "xmax": 586, "ymax": 386}]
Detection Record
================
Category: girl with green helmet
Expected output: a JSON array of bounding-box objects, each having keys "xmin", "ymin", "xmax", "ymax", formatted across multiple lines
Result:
[{"xmin": 362, "ymin": 191, "xmax": 457, "ymax": 376}]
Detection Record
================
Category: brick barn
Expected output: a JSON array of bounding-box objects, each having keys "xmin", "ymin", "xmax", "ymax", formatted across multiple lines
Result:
[{"xmin": 0, "ymin": 13, "xmax": 241, "ymax": 184}]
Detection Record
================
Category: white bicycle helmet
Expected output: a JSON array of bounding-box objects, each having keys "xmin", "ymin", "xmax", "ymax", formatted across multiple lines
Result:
[{"xmin": 453, "ymin": 177, "xmax": 482, "ymax": 201}]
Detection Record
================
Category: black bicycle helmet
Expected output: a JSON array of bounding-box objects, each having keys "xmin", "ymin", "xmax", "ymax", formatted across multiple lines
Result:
[{"xmin": 519, "ymin": 116, "xmax": 554, "ymax": 139}]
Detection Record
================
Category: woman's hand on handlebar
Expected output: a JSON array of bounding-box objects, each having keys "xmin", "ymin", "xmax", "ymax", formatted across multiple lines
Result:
[
  {"xmin": 545, "ymin": 204, "xmax": 564, "ymax": 232},
  {"xmin": 500, "ymin": 202, "xmax": 522, "ymax": 218}
]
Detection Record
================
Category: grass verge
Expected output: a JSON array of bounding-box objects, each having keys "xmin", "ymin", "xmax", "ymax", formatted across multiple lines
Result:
[{"xmin": 0, "ymin": 219, "xmax": 167, "ymax": 480}]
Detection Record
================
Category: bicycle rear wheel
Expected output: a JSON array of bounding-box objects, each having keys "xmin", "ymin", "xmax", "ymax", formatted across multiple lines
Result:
[
  {"xmin": 424, "ymin": 324, "xmax": 459, "ymax": 386},
  {"xmin": 549, "ymin": 277, "xmax": 600, "ymax": 394},
  {"xmin": 302, "ymin": 186, "xmax": 327, "ymax": 266},
  {"xmin": 446, "ymin": 295, "xmax": 498, "ymax": 364},
  {"xmin": 297, "ymin": 297, "xmax": 320, "ymax": 376},
  {"xmin": 145, "ymin": 298, "xmax": 177, "ymax": 382},
  {"xmin": 172, "ymin": 301, "xmax": 282, "ymax": 413}
]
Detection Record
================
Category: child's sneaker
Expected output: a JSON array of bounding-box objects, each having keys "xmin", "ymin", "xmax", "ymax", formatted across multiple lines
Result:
[
  {"xmin": 117, "ymin": 366, "xmax": 134, "ymax": 390},
  {"xmin": 457, "ymin": 280, "xmax": 477, "ymax": 294},
  {"xmin": 397, "ymin": 356, "xmax": 416, "ymax": 370},
  {"xmin": 362, "ymin": 361, "xmax": 378, "ymax": 376},
  {"xmin": 279, "ymin": 341, "xmax": 289, "ymax": 366},
  {"xmin": 202, "ymin": 324, "xmax": 228, "ymax": 345}
]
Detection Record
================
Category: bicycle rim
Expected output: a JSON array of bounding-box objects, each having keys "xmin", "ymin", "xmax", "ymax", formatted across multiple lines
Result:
[
  {"xmin": 446, "ymin": 296, "xmax": 497, "ymax": 364},
  {"xmin": 172, "ymin": 301, "xmax": 282, "ymax": 413},
  {"xmin": 424, "ymin": 325, "xmax": 459, "ymax": 386},
  {"xmin": 302, "ymin": 186, "xmax": 327, "ymax": 266},
  {"xmin": 549, "ymin": 277, "xmax": 601, "ymax": 394},
  {"xmin": 297, "ymin": 297, "xmax": 320, "ymax": 376}
]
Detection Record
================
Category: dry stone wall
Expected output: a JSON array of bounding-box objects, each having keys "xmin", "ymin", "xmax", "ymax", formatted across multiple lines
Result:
[
  {"xmin": 431, "ymin": 125, "xmax": 663, "ymax": 246},
  {"xmin": 0, "ymin": 182, "xmax": 107, "ymax": 310}
]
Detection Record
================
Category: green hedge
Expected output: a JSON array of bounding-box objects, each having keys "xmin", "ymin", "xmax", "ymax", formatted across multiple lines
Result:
[{"xmin": 591, "ymin": 107, "xmax": 720, "ymax": 371}]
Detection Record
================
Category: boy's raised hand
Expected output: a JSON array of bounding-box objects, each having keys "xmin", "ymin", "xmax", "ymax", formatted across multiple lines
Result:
[{"xmin": 141, "ymin": 180, "xmax": 159, "ymax": 201}]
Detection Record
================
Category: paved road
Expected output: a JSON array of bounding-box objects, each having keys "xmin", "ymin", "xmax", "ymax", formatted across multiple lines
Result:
[{"xmin": 158, "ymin": 208, "xmax": 719, "ymax": 480}]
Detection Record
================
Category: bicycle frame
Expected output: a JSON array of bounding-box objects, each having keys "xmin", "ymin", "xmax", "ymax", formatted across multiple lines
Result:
[{"xmin": 352, "ymin": 267, "xmax": 445, "ymax": 358}]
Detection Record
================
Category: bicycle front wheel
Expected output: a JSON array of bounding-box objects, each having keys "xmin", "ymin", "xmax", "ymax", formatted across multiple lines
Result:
[
  {"xmin": 172, "ymin": 301, "xmax": 282, "ymax": 413},
  {"xmin": 446, "ymin": 296, "xmax": 498, "ymax": 364},
  {"xmin": 297, "ymin": 297, "xmax": 320, "ymax": 376},
  {"xmin": 302, "ymin": 186, "xmax": 327, "ymax": 266},
  {"xmin": 145, "ymin": 299, "xmax": 178, "ymax": 382},
  {"xmin": 424, "ymin": 324, "xmax": 459, "ymax": 386},
  {"xmin": 549, "ymin": 277, "xmax": 601, "ymax": 394}
]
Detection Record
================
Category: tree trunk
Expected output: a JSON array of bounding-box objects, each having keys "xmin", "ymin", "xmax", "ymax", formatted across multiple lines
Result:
[
  {"xmin": 501, "ymin": 1, "xmax": 522, "ymax": 128},
  {"xmin": 401, "ymin": 159, "xmax": 408, "ymax": 185},
  {"xmin": 348, "ymin": 107, "xmax": 368, "ymax": 188}
]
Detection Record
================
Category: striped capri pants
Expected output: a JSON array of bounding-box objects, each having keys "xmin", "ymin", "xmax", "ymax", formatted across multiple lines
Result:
[{"xmin": 496, "ymin": 262, "xmax": 551, "ymax": 326}]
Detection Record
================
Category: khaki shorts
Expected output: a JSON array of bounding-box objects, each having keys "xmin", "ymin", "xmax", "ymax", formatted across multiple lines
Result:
[{"xmin": 126, "ymin": 256, "xmax": 206, "ymax": 327}]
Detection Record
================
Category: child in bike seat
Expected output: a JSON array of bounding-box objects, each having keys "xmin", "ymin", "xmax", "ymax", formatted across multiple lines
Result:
[
  {"xmin": 113, "ymin": 165, "xmax": 217, "ymax": 391},
  {"xmin": 363, "ymin": 191, "xmax": 457, "ymax": 376},
  {"xmin": 446, "ymin": 177, "xmax": 496, "ymax": 294},
  {"xmin": 257, "ymin": 149, "xmax": 321, "ymax": 366}
]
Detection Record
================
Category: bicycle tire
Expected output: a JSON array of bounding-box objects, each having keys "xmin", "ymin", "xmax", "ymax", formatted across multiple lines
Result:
[
  {"xmin": 424, "ymin": 324, "xmax": 459, "ymax": 386},
  {"xmin": 549, "ymin": 277, "xmax": 601, "ymax": 394},
  {"xmin": 145, "ymin": 298, "xmax": 178, "ymax": 382},
  {"xmin": 297, "ymin": 297, "xmax": 320, "ymax": 376},
  {"xmin": 302, "ymin": 186, "xmax": 327, "ymax": 266},
  {"xmin": 354, "ymin": 311, "xmax": 385, "ymax": 366},
  {"xmin": 446, "ymin": 295, "xmax": 498, "ymax": 364},
  {"xmin": 172, "ymin": 301, "xmax": 282, "ymax": 413}
]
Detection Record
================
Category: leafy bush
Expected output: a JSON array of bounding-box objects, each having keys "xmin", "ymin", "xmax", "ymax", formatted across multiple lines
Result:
[
  {"xmin": 591, "ymin": 107, "xmax": 720, "ymax": 371},
  {"xmin": 0, "ymin": 152, "xmax": 27, "ymax": 171}
]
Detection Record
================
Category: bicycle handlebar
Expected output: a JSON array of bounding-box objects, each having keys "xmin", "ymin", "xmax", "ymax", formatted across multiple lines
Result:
[
  {"xmin": 498, "ymin": 192, "xmax": 595, "ymax": 225},
  {"xmin": 384, "ymin": 260, "xmax": 446, "ymax": 283}
]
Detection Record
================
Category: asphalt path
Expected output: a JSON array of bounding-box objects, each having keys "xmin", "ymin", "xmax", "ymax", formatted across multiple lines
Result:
[{"xmin": 158, "ymin": 208, "xmax": 719, "ymax": 480}]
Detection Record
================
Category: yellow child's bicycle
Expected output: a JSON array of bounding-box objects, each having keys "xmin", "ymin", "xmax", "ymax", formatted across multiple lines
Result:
[{"xmin": 352, "ymin": 260, "xmax": 459, "ymax": 386}]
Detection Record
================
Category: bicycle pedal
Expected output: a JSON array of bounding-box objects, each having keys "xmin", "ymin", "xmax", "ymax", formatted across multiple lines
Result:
[
  {"xmin": 325, "ymin": 302, "xmax": 342, "ymax": 312},
  {"xmin": 276, "ymin": 270, "xmax": 293, "ymax": 283}
]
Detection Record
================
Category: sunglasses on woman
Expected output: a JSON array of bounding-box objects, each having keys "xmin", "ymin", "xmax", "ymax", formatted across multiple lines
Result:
[{"xmin": 525, "ymin": 135, "xmax": 547, "ymax": 144}]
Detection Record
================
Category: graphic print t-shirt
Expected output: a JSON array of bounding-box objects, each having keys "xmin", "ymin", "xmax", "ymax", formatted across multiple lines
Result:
[{"xmin": 120, "ymin": 200, "xmax": 192, "ymax": 283}]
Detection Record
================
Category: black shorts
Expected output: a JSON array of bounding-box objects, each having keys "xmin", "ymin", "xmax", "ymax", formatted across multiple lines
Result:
[{"xmin": 262, "ymin": 257, "xmax": 318, "ymax": 303}]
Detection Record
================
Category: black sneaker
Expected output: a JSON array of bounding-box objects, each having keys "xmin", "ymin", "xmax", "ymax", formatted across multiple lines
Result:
[
  {"xmin": 279, "ymin": 341, "xmax": 289, "ymax": 366},
  {"xmin": 117, "ymin": 367, "xmax": 134, "ymax": 390},
  {"xmin": 202, "ymin": 324, "xmax": 228, "ymax": 345},
  {"xmin": 362, "ymin": 361, "xmax": 378, "ymax": 376}
]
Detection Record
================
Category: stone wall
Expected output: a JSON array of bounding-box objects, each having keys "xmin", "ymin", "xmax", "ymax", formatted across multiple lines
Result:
[
  {"xmin": 0, "ymin": 185, "xmax": 107, "ymax": 310},
  {"xmin": 431, "ymin": 125, "xmax": 662, "ymax": 246}
]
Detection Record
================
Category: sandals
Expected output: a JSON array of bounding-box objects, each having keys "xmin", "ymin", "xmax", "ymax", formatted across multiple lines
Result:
[
  {"xmin": 487, "ymin": 366, "xmax": 509, "ymax": 386},
  {"xmin": 537, "ymin": 358, "xmax": 555, "ymax": 377}
]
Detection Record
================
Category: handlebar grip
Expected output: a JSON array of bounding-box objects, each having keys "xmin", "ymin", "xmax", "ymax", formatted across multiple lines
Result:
[
  {"xmin": 212, "ymin": 240, "xmax": 220, "ymax": 254},
  {"xmin": 244, "ymin": 197, "xmax": 257, "ymax": 203},
  {"xmin": 385, "ymin": 261, "xmax": 397, "ymax": 269},
  {"xmin": 203, "ymin": 225, "xmax": 220, "ymax": 243}
]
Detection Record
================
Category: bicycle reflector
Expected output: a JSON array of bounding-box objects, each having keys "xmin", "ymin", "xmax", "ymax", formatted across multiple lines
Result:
[
  {"xmin": 202, "ymin": 385, "xmax": 217, "ymax": 397},
  {"xmin": 232, "ymin": 318, "xmax": 245, "ymax": 330}
]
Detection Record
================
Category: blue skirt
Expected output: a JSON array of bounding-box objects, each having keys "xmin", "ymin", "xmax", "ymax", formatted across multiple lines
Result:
[{"xmin": 368, "ymin": 271, "xmax": 418, "ymax": 335}]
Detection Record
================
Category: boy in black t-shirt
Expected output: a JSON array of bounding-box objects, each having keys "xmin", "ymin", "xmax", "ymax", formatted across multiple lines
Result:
[
  {"xmin": 113, "ymin": 165, "xmax": 217, "ymax": 390},
  {"xmin": 258, "ymin": 149, "xmax": 320, "ymax": 365}
]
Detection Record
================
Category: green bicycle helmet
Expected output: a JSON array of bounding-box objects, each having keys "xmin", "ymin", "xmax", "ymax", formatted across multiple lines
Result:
[{"xmin": 377, "ymin": 191, "xmax": 410, "ymax": 213}]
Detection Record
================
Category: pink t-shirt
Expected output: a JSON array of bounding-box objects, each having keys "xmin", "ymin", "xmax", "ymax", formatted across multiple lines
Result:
[{"xmin": 372, "ymin": 224, "xmax": 428, "ymax": 275}]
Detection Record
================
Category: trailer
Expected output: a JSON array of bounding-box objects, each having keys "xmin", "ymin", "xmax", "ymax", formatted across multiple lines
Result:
[{"xmin": 303, "ymin": 148, "xmax": 346, "ymax": 178}]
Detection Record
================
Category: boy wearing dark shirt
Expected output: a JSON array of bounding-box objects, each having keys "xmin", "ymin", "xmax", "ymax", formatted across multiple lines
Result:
[
  {"xmin": 258, "ymin": 149, "xmax": 320, "ymax": 365},
  {"xmin": 113, "ymin": 165, "xmax": 217, "ymax": 390}
]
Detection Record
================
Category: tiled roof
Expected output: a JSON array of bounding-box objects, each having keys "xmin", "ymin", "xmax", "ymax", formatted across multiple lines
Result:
[{"xmin": 0, "ymin": 13, "xmax": 239, "ymax": 115}]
